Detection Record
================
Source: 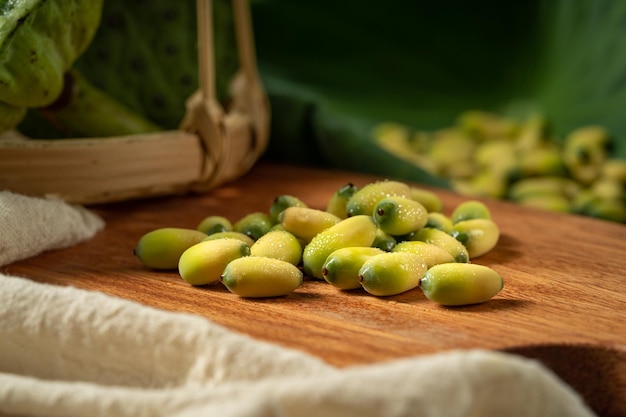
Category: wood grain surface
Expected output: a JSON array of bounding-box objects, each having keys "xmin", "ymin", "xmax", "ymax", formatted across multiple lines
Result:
[{"xmin": 3, "ymin": 161, "xmax": 626, "ymax": 414}]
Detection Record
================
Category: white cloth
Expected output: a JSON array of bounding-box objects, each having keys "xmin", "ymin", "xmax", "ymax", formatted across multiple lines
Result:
[
  {"xmin": 0, "ymin": 191, "xmax": 104, "ymax": 266},
  {"xmin": 0, "ymin": 192, "xmax": 596, "ymax": 417}
]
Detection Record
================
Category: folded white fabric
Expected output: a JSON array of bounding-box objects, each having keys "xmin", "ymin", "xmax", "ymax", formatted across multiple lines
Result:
[
  {"xmin": 0, "ymin": 274, "xmax": 596, "ymax": 417},
  {"xmin": 0, "ymin": 192, "xmax": 597, "ymax": 417},
  {"xmin": 0, "ymin": 191, "xmax": 104, "ymax": 266}
]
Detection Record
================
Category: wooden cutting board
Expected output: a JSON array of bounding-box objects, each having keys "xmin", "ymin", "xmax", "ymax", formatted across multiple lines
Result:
[{"xmin": 3, "ymin": 161, "xmax": 626, "ymax": 416}]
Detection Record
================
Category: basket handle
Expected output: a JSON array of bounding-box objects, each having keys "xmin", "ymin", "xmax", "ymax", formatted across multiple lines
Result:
[
  {"xmin": 197, "ymin": 0, "xmax": 217, "ymax": 103},
  {"xmin": 232, "ymin": 0, "xmax": 258, "ymax": 87},
  {"xmin": 230, "ymin": 0, "xmax": 270, "ymax": 171},
  {"xmin": 182, "ymin": 0, "xmax": 270, "ymax": 191}
]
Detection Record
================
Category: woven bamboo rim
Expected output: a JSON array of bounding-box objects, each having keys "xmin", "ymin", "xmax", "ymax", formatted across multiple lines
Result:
[{"xmin": 0, "ymin": 0, "xmax": 270, "ymax": 205}]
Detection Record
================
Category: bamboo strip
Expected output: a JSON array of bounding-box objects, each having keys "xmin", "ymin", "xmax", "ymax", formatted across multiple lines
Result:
[{"xmin": 0, "ymin": 131, "xmax": 204, "ymax": 204}]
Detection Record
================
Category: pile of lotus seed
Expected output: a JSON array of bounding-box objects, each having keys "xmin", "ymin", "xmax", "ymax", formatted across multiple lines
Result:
[
  {"xmin": 374, "ymin": 111, "xmax": 626, "ymax": 223},
  {"xmin": 134, "ymin": 180, "xmax": 503, "ymax": 305}
]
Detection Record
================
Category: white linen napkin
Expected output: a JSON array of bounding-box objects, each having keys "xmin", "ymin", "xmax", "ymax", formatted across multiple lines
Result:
[{"xmin": 0, "ymin": 191, "xmax": 596, "ymax": 417}]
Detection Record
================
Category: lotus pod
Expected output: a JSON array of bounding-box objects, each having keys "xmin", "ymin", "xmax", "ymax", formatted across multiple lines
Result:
[
  {"xmin": 0, "ymin": 101, "xmax": 26, "ymax": 132},
  {"xmin": 73, "ymin": 0, "xmax": 238, "ymax": 130},
  {"xmin": 0, "ymin": 0, "xmax": 103, "ymax": 110}
]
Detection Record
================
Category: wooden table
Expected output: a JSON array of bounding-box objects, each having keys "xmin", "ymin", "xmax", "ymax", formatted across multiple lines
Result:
[{"xmin": 4, "ymin": 161, "xmax": 626, "ymax": 415}]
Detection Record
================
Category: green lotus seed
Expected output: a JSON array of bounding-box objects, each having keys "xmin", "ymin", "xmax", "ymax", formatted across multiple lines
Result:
[
  {"xmin": 574, "ymin": 196, "xmax": 626, "ymax": 223},
  {"xmin": 410, "ymin": 187, "xmax": 443, "ymax": 213},
  {"xmin": 178, "ymin": 239, "xmax": 250, "ymax": 286},
  {"xmin": 279, "ymin": 206, "xmax": 341, "ymax": 243},
  {"xmin": 250, "ymin": 230, "xmax": 303, "ymax": 265},
  {"xmin": 303, "ymin": 215, "xmax": 377, "ymax": 279},
  {"xmin": 326, "ymin": 182, "xmax": 358, "ymax": 218},
  {"xmin": 233, "ymin": 212, "xmax": 274, "ymax": 241},
  {"xmin": 517, "ymin": 194, "xmax": 571, "ymax": 213},
  {"xmin": 196, "ymin": 215, "xmax": 232, "ymax": 235},
  {"xmin": 419, "ymin": 263, "xmax": 504, "ymax": 306},
  {"xmin": 562, "ymin": 126, "xmax": 609, "ymax": 184},
  {"xmin": 203, "ymin": 231, "xmax": 255, "ymax": 247},
  {"xmin": 590, "ymin": 178, "xmax": 624, "ymax": 201},
  {"xmin": 322, "ymin": 247, "xmax": 384, "ymax": 290},
  {"xmin": 269, "ymin": 195, "xmax": 308, "ymax": 223},
  {"xmin": 409, "ymin": 227, "xmax": 470, "ymax": 263},
  {"xmin": 372, "ymin": 228, "xmax": 397, "ymax": 252},
  {"xmin": 345, "ymin": 180, "xmax": 412, "ymax": 217},
  {"xmin": 392, "ymin": 240, "xmax": 455, "ymax": 268},
  {"xmin": 601, "ymin": 159, "xmax": 626, "ymax": 183},
  {"xmin": 221, "ymin": 256, "xmax": 303, "ymax": 298},
  {"xmin": 358, "ymin": 251, "xmax": 428, "ymax": 296},
  {"xmin": 508, "ymin": 176, "xmax": 581, "ymax": 202},
  {"xmin": 425, "ymin": 212, "xmax": 453, "ymax": 233},
  {"xmin": 450, "ymin": 219, "xmax": 500, "ymax": 259},
  {"xmin": 450, "ymin": 200, "xmax": 492, "ymax": 224},
  {"xmin": 373, "ymin": 196, "xmax": 428, "ymax": 236},
  {"xmin": 134, "ymin": 227, "xmax": 208, "ymax": 270},
  {"xmin": 517, "ymin": 146, "xmax": 566, "ymax": 178}
]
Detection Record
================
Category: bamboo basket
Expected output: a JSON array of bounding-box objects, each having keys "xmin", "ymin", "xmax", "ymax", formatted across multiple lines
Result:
[{"xmin": 0, "ymin": 0, "xmax": 270, "ymax": 205}]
